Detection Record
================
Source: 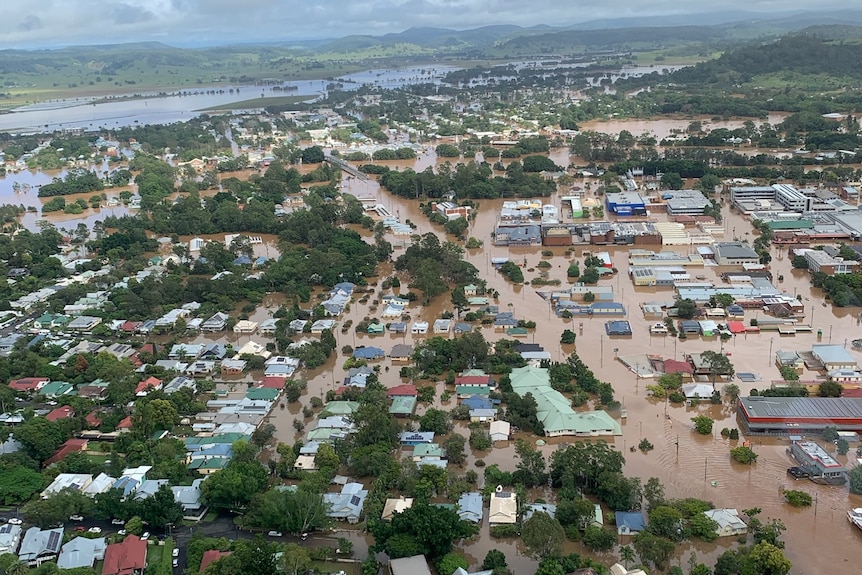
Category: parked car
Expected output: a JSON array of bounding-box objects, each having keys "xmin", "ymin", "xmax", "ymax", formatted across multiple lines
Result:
[
  {"xmin": 69, "ymin": 515, "xmax": 84, "ymax": 522},
  {"xmin": 88, "ymin": 527, "xmax": 102, "ymax": 534},
  {"xmin": 172, "ymin": 559, "xmax": 178, "ymax": 568},
  {"xmin": 172, "ymin": 548, "xmax": 179, "ymax": 558},
  {"xmin": 111, "ymin": 519, "xmax": 125, "ymax": 525},
  {"xmin": 141, "ymin": 532, "xmax": 150, "ymax": 540},
  {"xmin": 267, "ymin": 531, "xmax": 282, "ymax": 537},
  {"xmin": 300, "ymin": 532, "xmax": 308, "ymax": 541},
  {"xmin": 7, "ymin": 518, "xmax": 22, "ymax": 525},
  {"xmin": 74, "ymin": 526, "xmax": 86, "ymax": 532},
  {"xmin": 118, "ymin": 530, "xmax": 127, "ymax": 536}
]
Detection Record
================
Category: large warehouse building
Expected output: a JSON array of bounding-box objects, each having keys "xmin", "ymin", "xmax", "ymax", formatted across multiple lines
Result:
[{"xmin": 737, "ymin": 396, "xmax": 862, "ymax": 435}]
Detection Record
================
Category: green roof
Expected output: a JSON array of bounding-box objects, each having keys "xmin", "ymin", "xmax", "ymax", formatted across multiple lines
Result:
[
  {"xmin": 767, "ymin": 219, "xmax": 814, "ymax": 230},
  {"xmin": 412, "ymin": 443, "xmax": 444, "ymax": 458},
  {"xmin": 188, "ymin": 457, "xmax": 231, "ymax": 470},
  {"xmin": 389, "ymin": 395, "xmax": 417, "ymax": 415},
  {"xmin": 39, "ymin": 381, "xmax": 75, "ymax": 397},
  {"xmin": 510, "ymin": 366, "xmax": 622, "ymax": 436},
  {"xmin": 506, "ymin": 327, "xmax": 528, "ymax": 336},
  {"xmin": 322, "ymin": 401, "xmax": 360, "ymax": 416},
  {"xmin": 367, "ymin": 323, "xmax": 385, "ymax": 333},
  {"xmin": 455, "ymin": 385, "xmax": 490, "ymax": 395},
  {"xmin": 246, "ymin": 387, "xmax": 280, "ymax": 401}
]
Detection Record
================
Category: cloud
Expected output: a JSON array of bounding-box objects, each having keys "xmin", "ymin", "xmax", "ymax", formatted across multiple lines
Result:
[
  {"xmin": 1, "ymin": 0, "xmax": 860, "ymax": 49},
  {"xmin": 17, "ymin": 15, "xmax": 43, "ymax": 32}
]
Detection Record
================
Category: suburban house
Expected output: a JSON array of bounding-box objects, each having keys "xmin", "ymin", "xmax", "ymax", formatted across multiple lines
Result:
[
  {"xmin": 456, "ymin": 492, "xmax": 483, "ymax": 523},
  {"xmin": 57, "ymin": 536, "xmax": 107, "ymax": 569},
  {"xmin": 201, "ymin": 312, "xmax": 230, "ymax": 332},
  {"xmin": 390, "ymin": 344, "xmax": 413, "ymax": 362},
  {"xmin": 390, "ymin": 555, "xmax": 433, "ymax": 575},
  {"xmin": 704, "ymin": 508, "xmax": 748, "ymax": 537},
  {"xmin": 615, "ymin": 512, "xmax": 645, "ymax": 535},
  {"xmin": 18, "ymin": 527, "xmax": 63, "ymax": 566},
  {"xmin": 102, "ymin": 535, "xmax": 147, "ymax": 575},
  {"xmin": 323, "ymin": 482, "xmax": 368, "ymax": 524},
  {"xmin": 8, "ymin": 377, "xmax": 49, "ymax": 392},
  {"xmin": 489, "ymin": 420, "xmax": 511, "ymax": 442},
  {"xmin": 488, "ymin": 486, "xmax": 517, "ymax": 525},
  {"xmin": 400, "ymin": 431, "xmax": 435, "ymax": 446},
  {"xmin": 381, "ymin": 497, "xmax": 414, "ymax": 521},
  {"xmin": 0, "ymin": 524, "xmax": 22, "ymax": 556}
]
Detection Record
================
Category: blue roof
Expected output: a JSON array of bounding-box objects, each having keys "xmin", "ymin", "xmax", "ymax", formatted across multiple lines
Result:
[
  {"xmin": 457, "ymin": 492, "xmax": 483, "ymax": 523},
  {"xmin": 233, "ymin": 255, "xmax": 252, "ymax": 265},
  {"xmin": 461, "ymin": 396, "xmax": 494, "ymax": 410},
  {"xmin": 353, "ymin": 346, "xmax": 385, "ymax": 359},
  {"xmin": 615, "ymin": 511, "xmax": 645, "ymax": 532}
]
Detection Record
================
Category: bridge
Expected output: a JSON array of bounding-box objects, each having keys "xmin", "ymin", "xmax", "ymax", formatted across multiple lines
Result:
[{"xmin": 324, "ymin": 156, "xmax": 368, "ymax": 181}]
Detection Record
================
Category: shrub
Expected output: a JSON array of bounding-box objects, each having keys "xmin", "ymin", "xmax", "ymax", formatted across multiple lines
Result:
[
  {"xmin": 490, "ymin": 524, "xmax": 519, "ymax": 538},
  {"xmin": 730, "ymin": 446, "xmax": 757, "ymax": 464},
  {"xmin": 783, "ymin": 489, "xmax": 812, "ymax": 507},
  {"xmin": 638, "ymin": 438, "xmax": 654, "ymax": 452}
]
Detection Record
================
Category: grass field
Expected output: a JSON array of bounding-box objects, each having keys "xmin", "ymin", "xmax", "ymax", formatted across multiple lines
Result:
[{"xmin": 199, "ymin": 94, "xmax": 316, "ymax": 111}]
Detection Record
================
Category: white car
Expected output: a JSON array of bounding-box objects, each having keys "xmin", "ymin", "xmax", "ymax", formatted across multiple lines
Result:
[
  {"xmin": 88, "ymin": 527, "xmax": 102, "ymax": 534},
  {"xmin": 172, "ymin": 549, "xmax": 179, "ymax": 558},
  {"xmin": 172, "ymin": 559, "xmax": 178, "ymax": 568},
  {"xmin": 141, "ymin": 532, "xmax": 150, "ymax": 540},
  {"xmin": 267, "ymin": 531, "xmax": 282, "ymax": 537},
  {"xmin": 7, "ymin": 518, "xmax": 22, "ymax": 525},
  {"xmin": 111, "ymin": 519, "xmax": 125, "ymax": 525},
  {"xmin": 69, "ymin": 515, "xmax": 84, "ymax": 522},
  {"xmin": 118, "ymin": 530, "xmax": 127, "ymax": 536}
]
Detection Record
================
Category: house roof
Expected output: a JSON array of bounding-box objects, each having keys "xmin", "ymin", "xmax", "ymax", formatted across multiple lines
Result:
[
  {"xmin": 44, "ymin": 438, "xmax": 88, "ymax": 467},
  {"xmin": 57, "ymin": 536, "xmax": 106, "ymax": 569},
  {"xmin": 381, "ymin": 497, "xmax": 414, "ymax": 520},
  {"xmin": 102, "ymin": 535, "xmax": 147, "ymax": 575},
  {"xmin": 615, "ymin": 512, "xmax": 645, "ymax": 532},
  {"xmin": 681, "ymin": 383, "xmax": 714, "ymax": 399},
  {"xmin": 704, "ymin": 508, "xmax": 747, "ymax": 532},
  {"xmin": 389, "ymin": 555, "xmax": 433, "ymax": 575},
  {"xmin": 18, "ymin": 527, "xmax": 63, "ymax": 561},
  {"xmin": 387, "ymin": 384, "xmax": 417, "ymax": 397},
  {"xmin": 489, "ymin": 489, "xmax": 517, "ymax": 524},
  {"xmin": 457, "ymin": 492, "xmax": 483, "ymax": 523},
  {"xmin": 352, "ymin": 346, "xmax": 385, "ymax": 359},
  {"xmin": 200, "ymin": 550, "xmax": 231, "ymax": 572},
  {"xmin": 45, "ymin": 405, "xmax": 75, "ymax": 422},
  {"xmin": 662, "ymin": 359, "xmax": 693, "ymax": 374}
]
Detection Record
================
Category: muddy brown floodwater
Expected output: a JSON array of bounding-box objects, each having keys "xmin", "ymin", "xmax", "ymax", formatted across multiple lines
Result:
[{"xmin": 314, "ymin": 149, "xmax": 862, "ymax": 573}]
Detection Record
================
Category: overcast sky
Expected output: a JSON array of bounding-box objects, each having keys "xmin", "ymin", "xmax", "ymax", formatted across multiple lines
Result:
[{"xmin": 2, "ymin": 1, "xmax": 855, "ymax": 49}]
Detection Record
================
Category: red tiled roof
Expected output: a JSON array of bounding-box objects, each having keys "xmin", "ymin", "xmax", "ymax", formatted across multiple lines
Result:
[
  {"xmin": 117, "ymin": 416, "xmax": 133, "ymax": 429},
  {"xmin": 44, "ymin": 438, "xmax": 88, "ymax": 467},
  {"xmin": 199, "ymin": 550, "xmax": 231, "ymax": 573},
  {"xmin": 662, "ymin": 359, "xmax": 694, "ymax": 375},
  {"xmin": 121, "ymin": 321, "xmax": 142, "ymax": 332},
  {"xmin": 103, "ymin": 535, "xmax": 147, "ymax": 575},
  {"xmin": 727, "ymin": 321, "xmax": 746, "ymax": 334},
  {"xmin": 135, "ymin": 377, "xmax": 162, "ymax": 394},
  {"xmin": 85, "ymin": 411, "xmax": 102, "ymax": 428},
  {"xmin": 258, "ymin": 376, "xmax": 285, "ymax": 389},
  {"xmin": 46, "ymin": 405, "xmax": 75, "ymax": 422},
  {"xmin": 8, "ymin": 377, "xmax": 49, "ymax": 392},
  {"xmin": 387, "ymin": 384, "xmax": 418, "ymax": 397}
]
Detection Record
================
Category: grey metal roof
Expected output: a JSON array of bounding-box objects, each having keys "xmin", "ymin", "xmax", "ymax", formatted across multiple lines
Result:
[{"xmin": 741, "ymin": 396, "xmax": 862, "ymax": 419}]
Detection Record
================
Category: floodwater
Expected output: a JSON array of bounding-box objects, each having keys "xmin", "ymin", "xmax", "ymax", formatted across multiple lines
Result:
[
  {"xmin": 579, "ymin": 113, "xmax": 790, "ymax": 141},
  {"xmin": 289, "ymin": 152, "xmax": 862, "ymax": 573}
]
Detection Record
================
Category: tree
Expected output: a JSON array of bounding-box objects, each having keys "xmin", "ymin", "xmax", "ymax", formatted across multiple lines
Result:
[
  {"xmin": 691, "ymin": 415, "xmax": 714, "ymax": 435},
  {"xmin": 648, "ymin": 505, "xmax": 685, "ymax": 541},
  {"xmin": 314, "ymin": 443, "xmax": 340, "ymax": 471},
  {"xmin": 138, "ymin": 484, "xmax": 182, "ymax": 527},
  {"xmin": 371, "ymin": 503, "xmax": 475, "ymax": 562},
  {"xmin": 783, "ymin": 489, "xmax": 812, "ymax": 507},
  {"xmin": 22, "ymin": 490, "xmax": 94, "ymax": 528},
  {"xmin": 731, "ymin": 446, "xmax": 758, "ymax": 464},
  {"xmin": 676, "ymin": 298, "xmax": 696, "ymax": 319},
  {"xmin": 643, "ymin": 477, "xmax": 666, "ymax": 512},
  {"xmin": 723, "ymin": 383, "xmax": 741, "ymax": 403},
  {"xmin": 555, "ymin": 497, "xmax": 595, "ymax": 529},
  {"xmin": 748, "ymin": 542, "xmax": 792, "ymax": 575},
  {"xmin": 0, "ymin": 466, "xmax": 44, "ymax": 505},
  {"xmin": 848, "ymin": 465, "xmax": 862, "ymax": 494},
  {"xmin": 700, "ymin": 350, "xmax": 734, "ymax": 386},
  {"xmin": 279, "ymin": 543, "xmax": 311, "ymax": 575},
  {"xmin": 620, "ymin": 546, "xmax": 635, "ymax": 568},
  {"xmin": 482, "ymin": 550, "xmax": 509, "ymax": 572},
  {"xmin": 661, "ymin": 172, "xmax": 683, "ymax": 190},
  {"xmin": 581, "ymin": 525, "xmax": 615, "ymax": 551},
  {"xmin": 791, "ymin": 255, "xmax": 809, "ymax": 269},
  {"xmin": 244, "ymin": 488, "xmax": 330, "ymax": 535},
  {"xmin": 560, "ymin": 330, "xmax": 576, "ymax": 344},
  {"xmin": 821, "ymin": 425, "xmax": 839, "ymax": 442},
  {"xmin": 566, "ymin": 264, "xmax": 580, "ymax": 278},
  {"xmin": 135, "ymin": 398, "xmax": 178, "ymax": 435},
  {"xmin": 633, "ymin": 531, "xmax": 675, "ymax": 569},
  {"xmin": 521, "ymin": 512, "xmax": 565, "ymax": 559},
  {"xmin": 837, "ymin": 438, "xmax": 850, "ymax": 455},
  {"xmin": 201, "ymin": 460, "xmax": 269, "ymax": 512},
  {"xmin": 819, "ymin": 379, "xmax": 843, "ymax": 397},
  {"xmin": 420, "ymin": 408, "xmax": 453, "ymax": 434},
  {"xmin": 301, "ymin": 146, "xmax": 324, "ymax": 164},
  {"xmin": 514, "ymin": 439, "xmax": 547, "ymax": 488},
  {"xmin": 251, "ymin": 423, "xmax": 276, "ymax": 447},
  {"xmin": 580, "ymin": 267, "xmax": 599, "ymax": 284},
  {"xmin": 443, "ymin": 434, "xmax": 466, "ymax": 465},
  {"xmin": 437, "ymin": 553, "xmax": 468, "ymax": 575}
]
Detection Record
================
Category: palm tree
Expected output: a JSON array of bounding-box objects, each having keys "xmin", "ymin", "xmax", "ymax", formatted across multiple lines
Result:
[
  {"xmin": 6, "ymin": 560, "xmax": 30, "ymax": 575},
  {"xmin": 620, "ymin": 546, "xmax": 635, "ymax": 569}
]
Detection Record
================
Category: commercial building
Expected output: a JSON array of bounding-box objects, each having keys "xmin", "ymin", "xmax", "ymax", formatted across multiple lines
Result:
[
  {"xmin": 713, "ymin": 242, "xmax": 760, "ymax": 266},
  {"xmin": 811, "ymin": 344, "xmax": 859, "ymax": 370},
  {"xmin": 801, "ymin": 249, "xmax": 859, "ymax": 275},
  {"xmin": 773, "ymin": 184, "xmax": 812, "ymax": 212},
  {"xmin": 737, "ymin": 396, "xmax": 862, "ymax": 434},
  {"xmin": 788, "ymin": 439, "xmax": 846, "ymax": 483},
  {"xmin": 606, "ymin": 192, "xmax": 647, "ymax": 216},
  {"xmin": 663, "ymin": 190, "xmax": 710, "ymax": 215}
]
